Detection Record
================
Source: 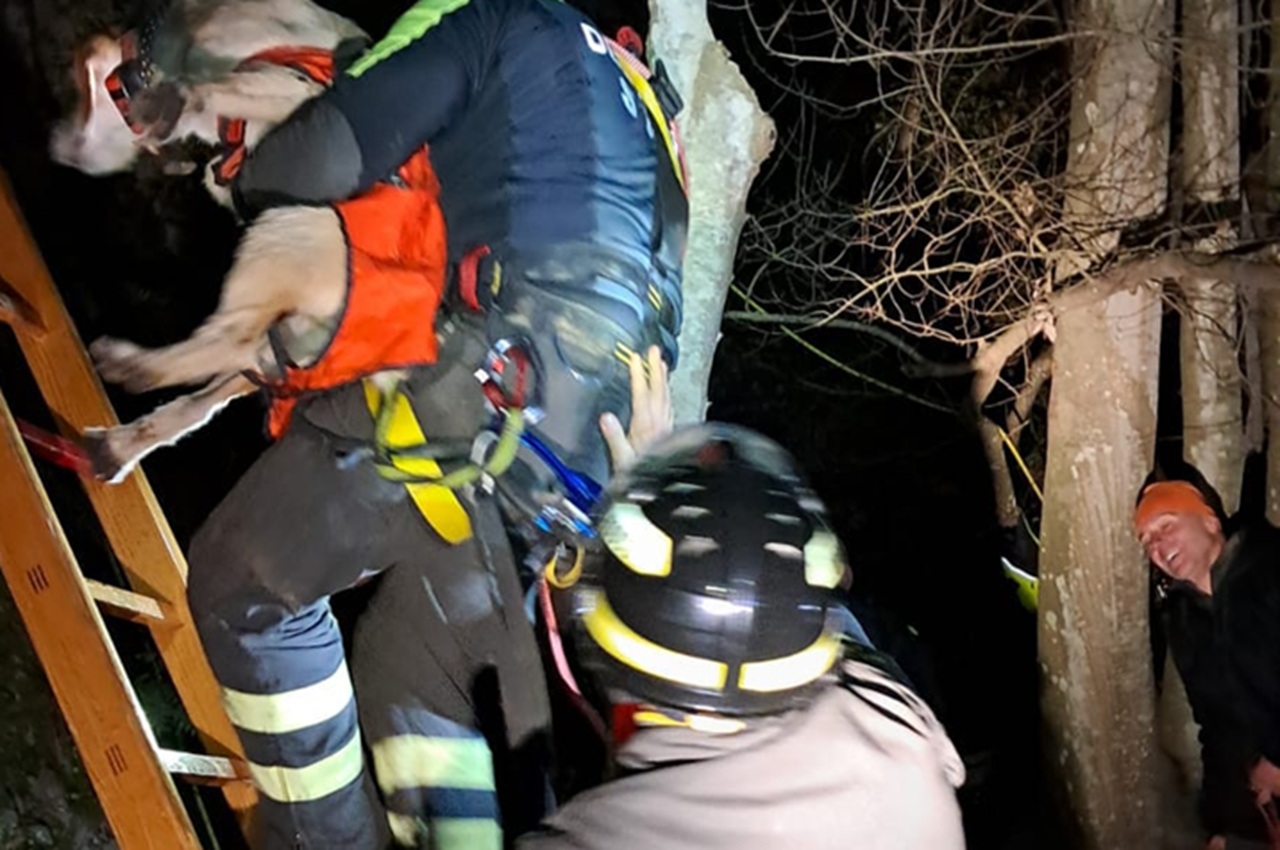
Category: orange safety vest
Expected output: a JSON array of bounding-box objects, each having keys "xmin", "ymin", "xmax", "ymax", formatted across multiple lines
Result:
[{"xmin": 264, "ymin": 148, "xmax": 447, "ymax": 437}]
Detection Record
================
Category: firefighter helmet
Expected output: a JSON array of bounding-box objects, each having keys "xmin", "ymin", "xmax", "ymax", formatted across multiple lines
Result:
[{"xmin": 571, "ymin": 423, "xmax": 847, "ymax": 717}]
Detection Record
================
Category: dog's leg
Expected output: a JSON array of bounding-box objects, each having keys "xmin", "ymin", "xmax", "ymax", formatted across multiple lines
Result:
[
  {"xmin": 91, "ymin": 307, "xmax": 273, "ymax": 393},
  {"xmin": 82, "ymin": 372, "xmax": 258, "ymax": 484},
  {"xmin": 92, "ymin": 206, "xmax": 347, "ymax": 393}
]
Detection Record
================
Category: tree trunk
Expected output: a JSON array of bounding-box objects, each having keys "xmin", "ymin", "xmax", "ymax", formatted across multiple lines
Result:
[
  {"xmin": 1180, "ymin": 0, "xmax": 1243, "ymax": 514},
  {"xmin": 1038, "ymin": 0, "xmax": 1171, "ymax": 843},
  {"xmin": 1040, "ymin": 282, "xmax": 1164, "ymax": 849},
  {"xmin": 1181, "ymin": 276, "xmax": 1242, "ymax": 511},
  {"xmin": 1262, "ymin": 293, "xmax": 1280, "ymax": 522},
  {"xmin": 1263, "ymin": 11, "xmax": 1280, "ymax": 524},
  {"xmin": 1164, "ymin": 0, "xmax": 1242, "ymax": 823},
  {"xmin": 648, "ymin": 0, "xmax": 775, "ymax": 423}
]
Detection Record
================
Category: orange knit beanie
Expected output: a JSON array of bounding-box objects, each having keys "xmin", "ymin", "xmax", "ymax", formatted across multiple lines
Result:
[{"xmin": 1133, "ymin": 481, "xmax": 1216, "ymax": 532}]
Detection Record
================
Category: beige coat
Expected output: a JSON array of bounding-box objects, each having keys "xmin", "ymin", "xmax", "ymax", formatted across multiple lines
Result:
[{"xmin": 518, "ymin": 658, "xmax": 967, "ymax": 849}]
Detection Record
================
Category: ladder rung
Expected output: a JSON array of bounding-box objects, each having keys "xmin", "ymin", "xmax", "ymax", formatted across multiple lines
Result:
[
  {"xmin": 86, "ymin": 579, "xmax": 167, "ymax": 624},
  {"xmin": 0, "ymin": 272, "xmax": 46, "ymax": 337},
  {"xmin": 158, "ymin": 748, "xmax": 251, "ymax": 786}
]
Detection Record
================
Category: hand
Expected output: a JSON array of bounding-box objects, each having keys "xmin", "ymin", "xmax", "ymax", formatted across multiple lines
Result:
[
  {"xmin": 1205, "ymin": 836, "xmax": 1226, "ymax": 850},
  {"xmin": 600, "ymin": 345, "xmax": 672, "ymax": 474},
  {"xmin": 1250, "ymin": 756, "xmax": 1280, "ymax": 806}
]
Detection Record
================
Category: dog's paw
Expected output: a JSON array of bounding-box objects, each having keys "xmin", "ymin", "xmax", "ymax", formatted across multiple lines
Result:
[
  {"xmin": 80, "ymin": 427, "xmax": 135, "ymax": 484},
  {"xmin": 90, "ymin": 336, "xmax": 151, "ymax": 389}
]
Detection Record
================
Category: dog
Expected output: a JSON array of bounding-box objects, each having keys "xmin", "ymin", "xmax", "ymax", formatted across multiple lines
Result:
[
  {"xmin": 51, "ymin": 0, "xmax": 430, "ymax": 483},
  {"xmin": 50, "ymin": 0, "xmax": 365, "ymax": 190}
]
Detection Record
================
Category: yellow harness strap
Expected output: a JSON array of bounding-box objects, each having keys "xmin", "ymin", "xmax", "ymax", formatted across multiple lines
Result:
[
  {"xmin": 362, "ymin": 379, "xmax": 473, "ymax": 544},
  {"xmin": 608, "ymin": 44, "xmax": 686, "ymax": 192}
]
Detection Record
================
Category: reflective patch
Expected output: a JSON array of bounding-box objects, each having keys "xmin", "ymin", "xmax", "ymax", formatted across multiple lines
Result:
[
  {"xmin": 598, "ymin": 502, "xmax": 672, "ymax": 577},
  {"xmin": 803, "ymin": 530, "xmax": 845, "ymax": 589},
  {"xmin": 434, "ymin": 818, "xmax": 502, "ymax": 850},
  {"xmin": 738, "ymin": 632, "xmax": 841, "ymax": 693},
  {"xmin": 222, "ymin": 659, "xmax": 353, "ymax": 735},
  {"xmin": 581, "ymin": 589, "xmax": 727, "ymax": 689},
  {"xmin": 387, "ymin": 813, "xmax": 499, "ymax": 849},
  {"xmin": 347, "ymin": 0, "xmax": 472, "ymax": 78},
  {"xmin": 371, "ymin": 735, "xmax": 496, "ymax": 794},
  {"xmin": 1001, "ymin": 557, "xmax": 1039, "ymax": 612},
  {"xmin": 248, "ymin": 729, "xmax": 364, "ymax": 803}
]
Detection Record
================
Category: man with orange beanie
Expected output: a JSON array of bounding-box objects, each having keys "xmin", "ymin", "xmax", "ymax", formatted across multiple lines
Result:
[{"xmin": 1134, "ymin": 467, "xmax": 1280, "ymax": 850}]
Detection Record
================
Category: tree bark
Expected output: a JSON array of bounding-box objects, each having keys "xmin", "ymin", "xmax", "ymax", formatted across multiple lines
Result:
[
  {"xmin": 1163, "ymin": 0, "xmax": 1243, "ymax": 821},
  {"xmin": 1180, "ymin": 0, "xmax": 1243, "ymax": 514},
  {"xmin": 1262, "ymin": 10, "xmax": 1280, "ymax": 523},
  {"xmin": 1262, "ymin": 292, "xmax": 1280, "ymax": 521},
  {"xmin": 1040, "ymin": 281, "xmax": 1164, "ymax": 849},
  {"xmin": 1038, "ymin": 0, "xmax": 1171, "ymax": 843},
  {"xmin": 648, "ymin": 0, "xmax": 775, "ymax": 423}
]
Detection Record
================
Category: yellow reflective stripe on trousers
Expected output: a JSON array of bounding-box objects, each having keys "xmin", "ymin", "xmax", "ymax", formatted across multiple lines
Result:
[
  {"xmin": 362, "ymin": 380, "xmax": 473, "ymax": 543},
  {"xmin": 221, "ymin": 660, "xmax": 353, "ymax": 735},
  {"xmin": 248, "ymin": 730, "xmax": 364, "ymax": 803},
  {"xmin": 371, "ymin": 735, "xmax": 496, "ymax": 794},
  {"xmin": 386, "ymin": 813, "xmax": 501, "ymax": 850}
]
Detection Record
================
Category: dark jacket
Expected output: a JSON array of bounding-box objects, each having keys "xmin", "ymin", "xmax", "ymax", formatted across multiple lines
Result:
[
  {"xmin": 1162, "ymin": 520, "xmax": 1280, "ymax": 839},
  {"xmin": 232, "ymin": 0, "xmax": 687, "ymax": 485},
  {"xmin": 231, "ymin": 0, "xmax": 685, "ymax": 360}
]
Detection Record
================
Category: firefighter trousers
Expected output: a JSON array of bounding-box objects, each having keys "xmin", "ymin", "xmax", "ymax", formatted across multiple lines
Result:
[{"xmin": 187, "ymin": 322, "xmax": 552, "ymax": 850}]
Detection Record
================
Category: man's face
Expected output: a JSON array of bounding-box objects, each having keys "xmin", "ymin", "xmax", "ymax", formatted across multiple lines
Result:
[{"xmin": 1136, "ymin": 511, "xmax": 1223, "ymax": 586}]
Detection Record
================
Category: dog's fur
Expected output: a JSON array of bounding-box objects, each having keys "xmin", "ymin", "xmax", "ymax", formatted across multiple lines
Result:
[
  {"xmin": 52, "ymin": 0, "xmax": 408, "ymax": 483},
  {"xmin": 50, "ymin": 0, "xmax": 364, "ymax": 184}
]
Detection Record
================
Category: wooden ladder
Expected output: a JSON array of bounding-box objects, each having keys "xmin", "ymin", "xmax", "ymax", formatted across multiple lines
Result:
[{"xmin": 0, "ymin": 164, "xmax": 257, "ymax": 848}]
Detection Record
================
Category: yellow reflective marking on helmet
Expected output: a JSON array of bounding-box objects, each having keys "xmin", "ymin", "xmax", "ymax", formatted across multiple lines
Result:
[
  {"xmin": 363, "ymin": 379, "xmax": 472, "ymax": 544},
  {"xmin": 803, "ymin": 531, "xmax": 845, "ymax": 589},
  {"xmin": 582, "ymin": 589, "xmax": 727, "ymax": 689},
  {"xmin": 738, "ymin": 632, "xmax": 841, "ymax": 693},
  {"xmin": 222, "ymin": 659, "xmax": 353, "ymax": 735},
  {"xmin": 248, "ymin": 730, "xmax": 364, "ymax": 803},
  {"xmin": 598, "ymin": 502, "xmax": 672, "ymax": 577},
  {"xmin": 371, "ymin": 735, "xmax": 496, "ymax": 794}
]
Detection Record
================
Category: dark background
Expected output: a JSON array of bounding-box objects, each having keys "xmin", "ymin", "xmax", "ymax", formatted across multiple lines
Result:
[{"xmin": 0, "ymin": 0, "xmax": 1045, "ymax": 847}]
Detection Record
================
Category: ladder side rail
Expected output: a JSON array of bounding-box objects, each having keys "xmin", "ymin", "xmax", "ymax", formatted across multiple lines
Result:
[
  {"xmin": 0, "ymin": 165, "xmax": 256, "ymax": 816},
  {"xmin": 0, "ymin": 386, "xmax": 203, "ymax": 850}
]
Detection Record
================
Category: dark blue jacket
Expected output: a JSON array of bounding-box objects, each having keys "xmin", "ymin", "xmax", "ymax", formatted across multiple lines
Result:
[{"xmin": 232, "ymin": 0, "xmax": 685, "ymax": 363}]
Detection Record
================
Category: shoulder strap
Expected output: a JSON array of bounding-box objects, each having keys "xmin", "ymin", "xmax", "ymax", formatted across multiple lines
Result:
[{"xmin": 606, "ymin": 41, "xmax": 688, "ymax": 193}]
